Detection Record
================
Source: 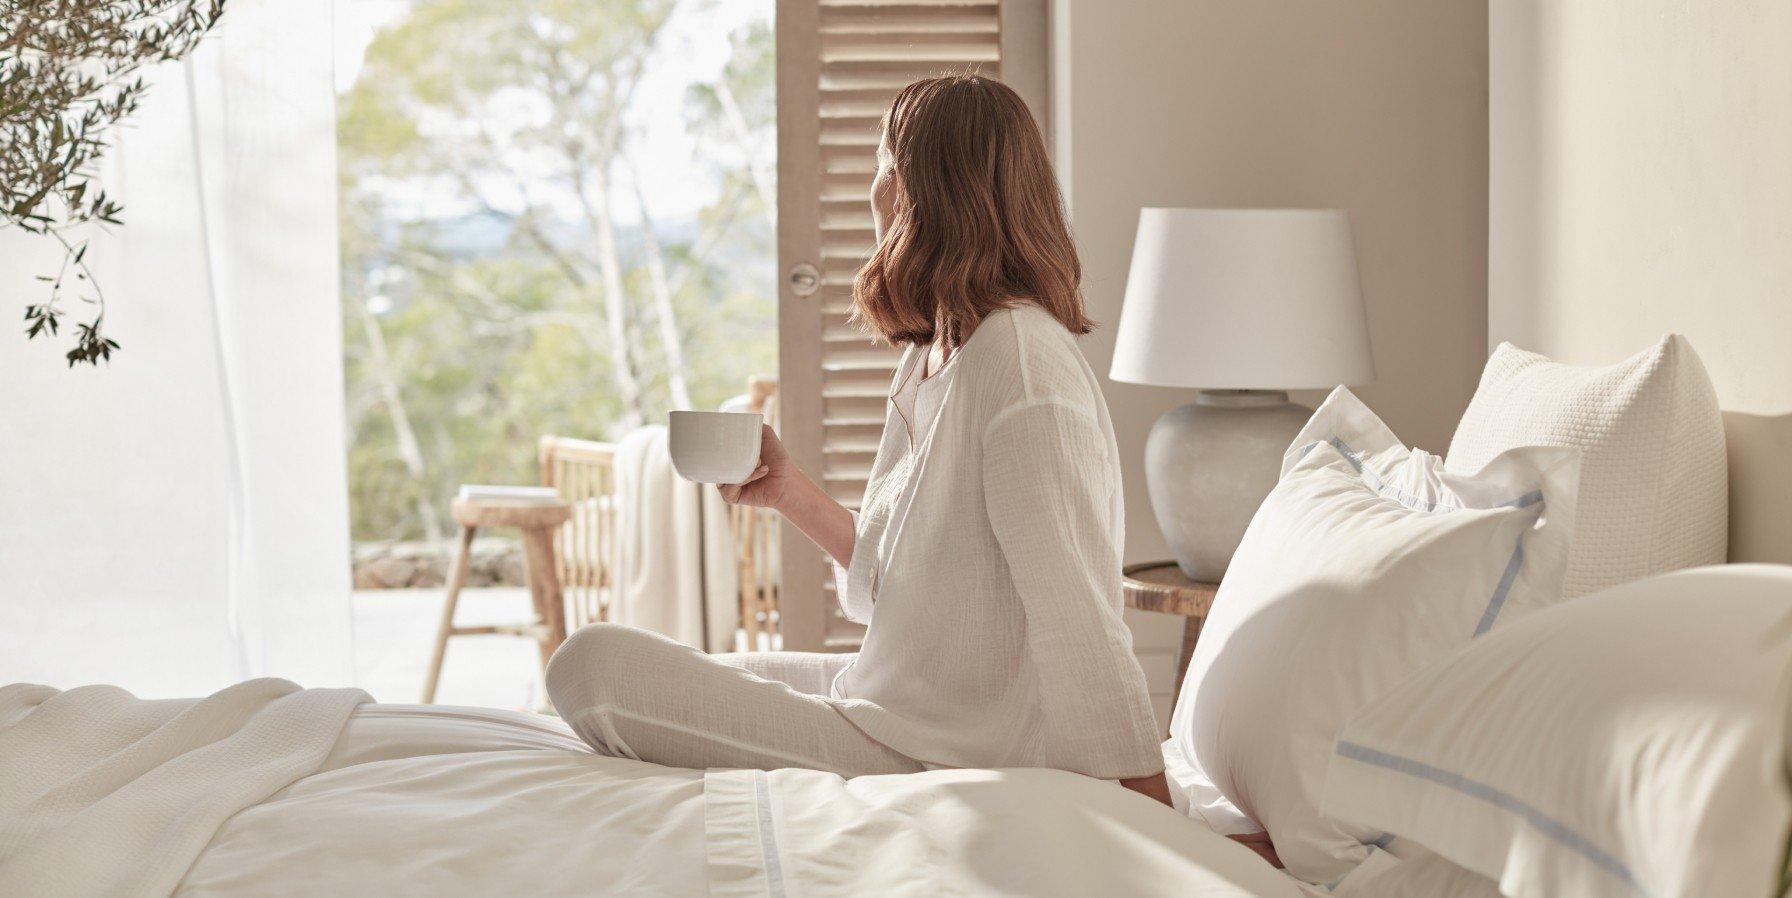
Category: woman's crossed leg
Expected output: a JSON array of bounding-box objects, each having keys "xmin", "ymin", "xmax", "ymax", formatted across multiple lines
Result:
[{"xmin": 545, "ymin": 623, "xmax": 924, "ymax": 777}]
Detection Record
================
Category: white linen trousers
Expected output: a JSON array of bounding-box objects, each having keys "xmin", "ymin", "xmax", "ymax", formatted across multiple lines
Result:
[{"xmin": 546, "ymin": 304, "xmax": 1163, "ymax": 780}]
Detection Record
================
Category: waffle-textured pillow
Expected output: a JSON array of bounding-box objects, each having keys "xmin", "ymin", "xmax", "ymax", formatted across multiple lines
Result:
[
  {"xmin": 1446, "ymin": 335, "xmax": 1726, "ymax": 597},
  {"xmin": 1321, "ymin": 565, "xmax": 1792, "ymax": 898},
  {"xmin": 1165, "ymin": 387, "xmax": 1580, "ymax": 886}
]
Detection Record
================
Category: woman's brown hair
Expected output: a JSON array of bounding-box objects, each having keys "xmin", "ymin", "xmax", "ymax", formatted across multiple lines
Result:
[{"xmin": 852, "ymin": 74, "xmax": 1091, "ymax": 348}]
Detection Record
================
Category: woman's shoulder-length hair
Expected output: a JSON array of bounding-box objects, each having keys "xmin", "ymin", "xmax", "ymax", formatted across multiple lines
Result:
[{"xmin": 852, "ymin": 74, "xmax": 1093, "ymax": 349}]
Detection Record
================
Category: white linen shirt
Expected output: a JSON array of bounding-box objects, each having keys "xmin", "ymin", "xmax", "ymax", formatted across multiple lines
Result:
[{"xmin": 828, "ymin": 304, "xmax": 1163, "ymax": 780}]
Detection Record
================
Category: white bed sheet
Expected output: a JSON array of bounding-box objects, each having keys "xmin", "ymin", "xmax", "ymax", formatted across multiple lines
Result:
[
  {"xmin": 180, "ymin": 704, "xmax": 706, "ymax": 896},
  {"xmin": 706, "ymin": 765, "xmax": 1310, "ymax": 898},
  {"xmin": 172, "ymin": 703, "xmax": 1488, "ymax": 897}
]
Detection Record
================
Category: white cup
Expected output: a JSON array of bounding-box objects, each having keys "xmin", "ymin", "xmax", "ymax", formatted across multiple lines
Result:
[{"xmin": 668, "ymin": 411, "xmax": 764, "ymax": 484}]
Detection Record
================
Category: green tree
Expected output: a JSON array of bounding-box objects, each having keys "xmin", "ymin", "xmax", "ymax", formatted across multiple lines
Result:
[
  {"xmin": 338, "ymin": 1, "xmax": 774, "ymax": 542},
  {"xmin": 687, "ymin": 20, "xmax": 774, "ymax": 230}
]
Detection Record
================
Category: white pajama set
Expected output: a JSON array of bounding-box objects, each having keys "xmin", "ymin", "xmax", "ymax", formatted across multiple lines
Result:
[{"xmin": 545, "ymin": 304, "xmax": 1164, "ymax": 780}]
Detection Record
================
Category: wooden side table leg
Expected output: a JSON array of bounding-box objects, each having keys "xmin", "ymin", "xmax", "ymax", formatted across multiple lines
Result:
[
  {"xmin": 520, "ymin": 525, "xmax": 567, "ymax": 671},
  {"xmin": 422, "ymin": 525, "xmax": 477, "ymax": 704},
  {"xmin": 1172, "ymin": 614, "xmax": 1206, "ymax": 713}
]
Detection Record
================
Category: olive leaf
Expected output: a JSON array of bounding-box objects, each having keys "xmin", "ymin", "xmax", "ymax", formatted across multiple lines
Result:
[{"xmin": 3, "ymin": 0, "xmax": 227, "ymax": 366}]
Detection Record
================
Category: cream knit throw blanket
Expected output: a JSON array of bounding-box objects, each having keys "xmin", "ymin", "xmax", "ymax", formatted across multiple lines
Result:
[{"xmin": 0, "ymin": 678, "xmax": 369, "ymax": 897}]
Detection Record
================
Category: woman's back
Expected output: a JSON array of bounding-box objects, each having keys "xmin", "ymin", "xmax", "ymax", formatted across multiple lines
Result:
[{"xmin": 835, "ymin": 304, "xmax": 1157, "ymax": 777}]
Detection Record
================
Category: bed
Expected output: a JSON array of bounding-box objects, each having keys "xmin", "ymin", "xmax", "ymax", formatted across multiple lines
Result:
[
  {"xmin": 0, "ymin": 693, "xmax": 1319, "ymax": 897},
  {"xmin": 197, "ymin": 705, "xmax": 1313, "ymax": 897}
]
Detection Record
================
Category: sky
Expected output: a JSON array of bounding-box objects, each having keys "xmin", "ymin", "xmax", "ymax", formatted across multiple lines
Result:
[{"xmin": 332, "ymin": 0, "xmax": 772, "ymax": 224}]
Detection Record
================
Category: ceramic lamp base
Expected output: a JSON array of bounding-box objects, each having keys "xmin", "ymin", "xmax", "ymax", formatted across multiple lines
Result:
[{"xmin": 1144, "ymin": 389, "xmax": 1311, "ymax": 581}]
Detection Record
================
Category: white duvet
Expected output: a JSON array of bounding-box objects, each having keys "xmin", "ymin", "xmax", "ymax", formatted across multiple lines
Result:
[{"xmin": 1, "ymin": 682, "xmax": 1476, "ymax": 897}]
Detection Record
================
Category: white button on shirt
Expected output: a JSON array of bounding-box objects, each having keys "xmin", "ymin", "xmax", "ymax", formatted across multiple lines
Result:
[{"xmin": 825, "ymin": 304, "xmax": 1162, "ymax": 780}]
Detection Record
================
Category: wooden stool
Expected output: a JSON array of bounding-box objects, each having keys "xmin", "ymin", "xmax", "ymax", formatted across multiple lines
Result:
[{"xmin": 422, "ymin": 497, "xmax": 573, "ymax": 704}]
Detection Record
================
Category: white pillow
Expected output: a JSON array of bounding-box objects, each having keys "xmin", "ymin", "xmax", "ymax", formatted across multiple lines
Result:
[
  {"xmin": 1165, "ymin": 387, "xmax": 1580, "ymax": 885},
  {"xmin": 1446, "ymin": 334, "xmax": 1726, "ymax": 597},
  {"xmin": 1321, "ymin": 565, "xmax": 1792, "ymax": 898}
]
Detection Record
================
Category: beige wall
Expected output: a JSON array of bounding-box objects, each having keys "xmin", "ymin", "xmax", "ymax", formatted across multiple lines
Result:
[
  {"xmin": 1052, "ymin": 0, "xmax": 1490, "ymax": 720},
  {"xmin": 1491, "ymin": 0, "xmax": 1792, "ymax": 564}
]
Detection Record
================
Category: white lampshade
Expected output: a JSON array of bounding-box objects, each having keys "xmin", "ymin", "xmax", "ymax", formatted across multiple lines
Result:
[{"xmin": 1109, "ymin": 208, "xmax": 1374, "ymax": 390}]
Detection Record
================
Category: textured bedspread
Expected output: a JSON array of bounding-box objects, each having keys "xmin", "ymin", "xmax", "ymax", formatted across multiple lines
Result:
[
  {"xmin": 3, "ymin": 691, "xmax": 1489, "ymax": 896},
  {"xmin": 0, "ymin": 679, "xmax": 368, "ymax": 897},
  {"xmin": 178, "ymin": 703, "xmax": 1302, "ymax": 897}
]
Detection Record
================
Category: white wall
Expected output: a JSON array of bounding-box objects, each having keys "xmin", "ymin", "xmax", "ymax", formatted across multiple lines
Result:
[
  {"xmin": 1491, "ymin": 0, "xmax": 1792, "ymax": 564},
  {"xmin": 1053, "ymin": 0, "xmax": 1490, "ymax": 723}
]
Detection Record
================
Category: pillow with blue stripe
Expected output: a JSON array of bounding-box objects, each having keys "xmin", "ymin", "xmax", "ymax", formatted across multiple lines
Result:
[
  {"xmin": 1163, "ymin": 386, "xmax": 1580, "ymax": 887},
  {"xmin": 1322, "ymin": 565, "xmax": 1792, "ymax": 898}
]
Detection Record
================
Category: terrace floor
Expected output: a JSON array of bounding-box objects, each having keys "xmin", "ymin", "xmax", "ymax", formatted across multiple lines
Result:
[{"xmin": 352, "ymin": 588, "xmax": 543, "ymax": 709}]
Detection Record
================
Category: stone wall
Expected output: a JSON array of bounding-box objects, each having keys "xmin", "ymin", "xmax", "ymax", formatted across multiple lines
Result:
[{"xmin": 352, "ymin": 538, "xmax": 527, "ymax": 590}]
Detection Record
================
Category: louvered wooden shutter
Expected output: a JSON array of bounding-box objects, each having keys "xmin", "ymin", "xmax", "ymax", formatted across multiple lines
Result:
[{"xmin": 776, "ymin": 0, "xmax": 1049, "ymax": 651}]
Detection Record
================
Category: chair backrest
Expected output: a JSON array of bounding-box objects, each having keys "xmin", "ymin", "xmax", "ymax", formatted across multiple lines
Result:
[{"xmin": 539, "ymin": 436, "xmax": 617, "ymax": 631}]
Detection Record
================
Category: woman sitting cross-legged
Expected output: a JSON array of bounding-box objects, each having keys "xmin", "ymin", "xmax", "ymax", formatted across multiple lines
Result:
[{"xmin": 545, "ymin": 74, "xmax": 1171, "ymax": 806}]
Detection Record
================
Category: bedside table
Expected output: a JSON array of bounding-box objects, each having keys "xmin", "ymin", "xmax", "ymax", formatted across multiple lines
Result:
[{"xmin": 1122, "ymin": 561, "xmax": 1219, "ymax": 712}]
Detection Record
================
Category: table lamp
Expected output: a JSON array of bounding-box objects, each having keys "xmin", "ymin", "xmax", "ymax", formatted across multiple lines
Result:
[{"xmin": 1110, "ymin": 208, "xmax": 1374, "ymax": 580}]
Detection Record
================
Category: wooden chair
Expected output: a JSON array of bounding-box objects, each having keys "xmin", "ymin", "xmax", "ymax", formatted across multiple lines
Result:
[{"xmin": 421, "ymin": 497, "xmax": 572, "ymax": 704}]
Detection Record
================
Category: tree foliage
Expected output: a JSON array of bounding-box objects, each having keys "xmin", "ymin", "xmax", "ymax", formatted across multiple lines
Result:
[
  {"xmin": 340, "ymin": 0, "xmax": 775, "ymax": 541},
  {"xmin": 4, "ymin": 0, "xmax": 227, "ymax": 365}
]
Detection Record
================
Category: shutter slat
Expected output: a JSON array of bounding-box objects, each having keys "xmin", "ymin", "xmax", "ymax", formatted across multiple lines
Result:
[
  {"xmin": 824, "ymin": 434, "xmax": 883, "ymax": 453},
  {"xmin": 823, "ymin": 415, "xmax": 886, "ymax": 429},
  {"xmin": 821, "ymin": 155, "xmax": 876, "ymax": 176},
  {"xmin": 822, "ymin": 35, "xmax": 1000, "ymax": 64},
  {"xmin": 821, "ymin": 242, "xmax": 877, "ymax": 261},
  {"xmin": 821, "ymin": 8, "xmax": 997, "ymax": 34},
  {"xmin": 824, "ymin": 396, "xmax": 886, "ymax": 421},
  {"xmin": 821, "ymin": 210, "xmax": 874, "ymax": 230},
  {"xmin": 822, "ymin": 0, "xmax": 997, "ymax": 8},
  {"xmin": 821, "ymin": 378, "xmax": 895, "ymax": 397},
  {"xmin": 819, "ymin": 89, "xmax": 904, "ymax": 111},
  {"xmin": 820, "ymin": 65, "xmax": 995, "ymax": 93},
  {"xmin": 819, "ymin": 129, "xmax": 879, "ymax": 147},
  {"xmin": 820, "ymin": 105, "xmax": 889, "ymax": 121},
  {"xmin": 823, "ymin": 342, "xmax": 901, "ymax": 365}
]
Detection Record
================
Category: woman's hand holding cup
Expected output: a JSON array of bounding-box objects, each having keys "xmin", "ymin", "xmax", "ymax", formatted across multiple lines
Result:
[{"xmin": 719, "ymin": 425, "xmax": 792, "ymax": 510}]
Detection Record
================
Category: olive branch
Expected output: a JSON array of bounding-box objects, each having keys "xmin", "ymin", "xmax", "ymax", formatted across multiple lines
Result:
[{"xmin": 3, "ymin": 0, "xmax": 226, "ymax": 366}]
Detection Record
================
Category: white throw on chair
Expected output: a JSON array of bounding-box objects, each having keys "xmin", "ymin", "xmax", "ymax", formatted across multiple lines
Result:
[{"xmin": 609, "ymin": 425, "xmax": 739, "ymax": 653}]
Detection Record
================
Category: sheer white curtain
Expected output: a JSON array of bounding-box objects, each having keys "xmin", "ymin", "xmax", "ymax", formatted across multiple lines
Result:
[{"xmin": 0, "ymin": 0, "xmax": 352, "ymax": 695}]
